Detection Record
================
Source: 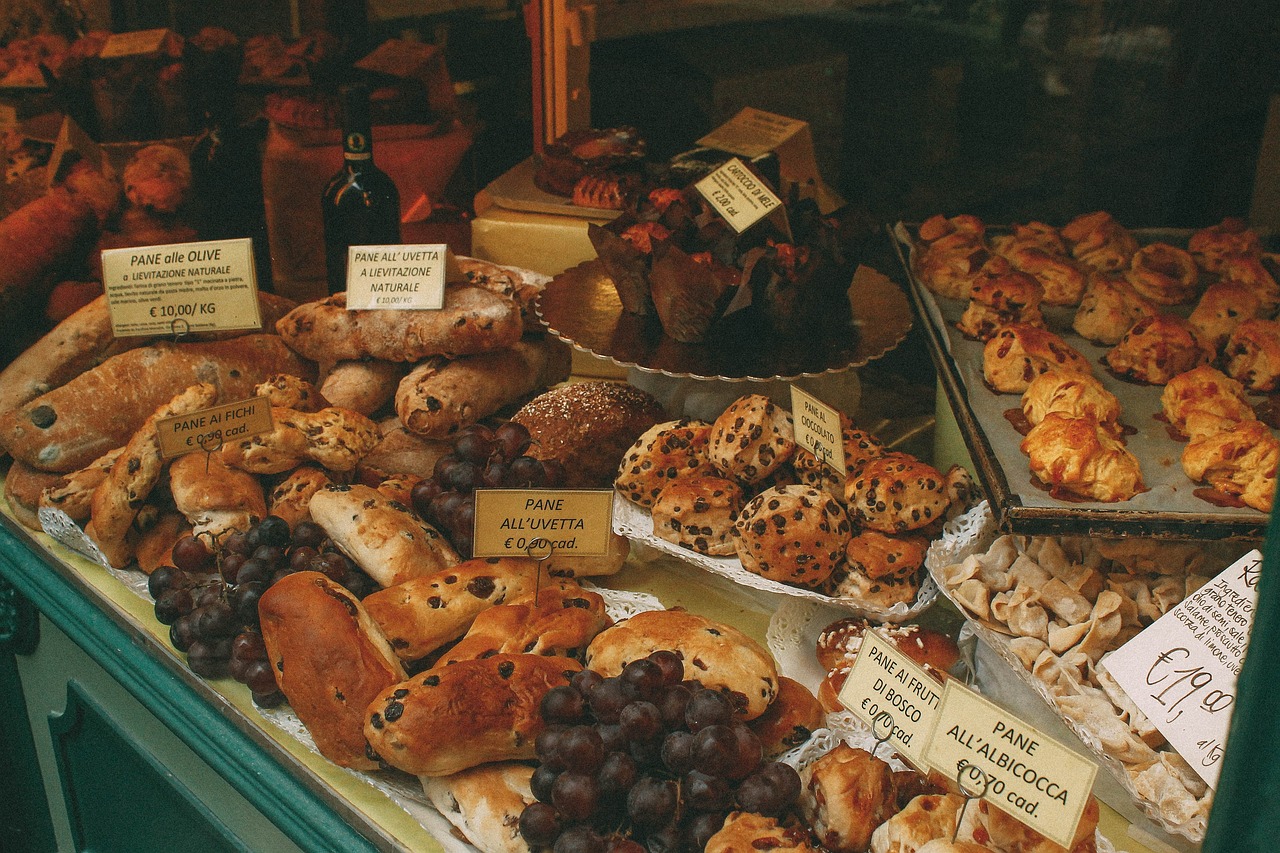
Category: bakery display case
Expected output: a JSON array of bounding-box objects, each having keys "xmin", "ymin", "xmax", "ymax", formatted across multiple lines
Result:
[{"xmin": 0, "ymin": 1, "xmax": 1277, "ymax": 852}]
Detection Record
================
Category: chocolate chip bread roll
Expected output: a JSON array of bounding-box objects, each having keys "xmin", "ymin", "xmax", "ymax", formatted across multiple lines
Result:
[{"xmin": 707, "ymin": 394, "xmax": 796, "ymax": 485}]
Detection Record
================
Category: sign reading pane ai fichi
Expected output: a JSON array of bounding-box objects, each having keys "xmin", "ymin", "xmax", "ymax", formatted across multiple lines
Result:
[
  {"xmin": 1103, "ymin": 549, "xmax": 1260, "ymax": 789},
  {"xmin": 344, "ymin": 244, "xmax": 447, "ymax": 310},
  {"xmin": 694, "ymin": 157, "xmax": 783, "ymax": 234},
  {"xmin": 155, "ymin": 397, "xmax": 274, "ymax": 460},
  {"xmin": 471, "ymin": 489, "xmax": 615, "ymax": 558},
  {"xmin": 101, "ymin": 238, "xmax": 261, "ymax": 338}
]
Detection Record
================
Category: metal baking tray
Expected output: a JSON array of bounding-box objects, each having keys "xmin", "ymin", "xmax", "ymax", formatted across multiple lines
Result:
[{"xmin": 891, "ymin": 221, "xmax": 1273, "ymax": 542}]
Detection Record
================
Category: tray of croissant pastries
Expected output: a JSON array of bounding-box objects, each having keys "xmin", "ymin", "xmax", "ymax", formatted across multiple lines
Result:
[{"xmin": 891, "ymin": 214, "xmax": 1280, "ymax": 540}]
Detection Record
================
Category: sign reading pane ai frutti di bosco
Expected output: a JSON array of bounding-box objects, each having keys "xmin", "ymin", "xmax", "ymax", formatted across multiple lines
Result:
[
  {"xmin": 471, "ymin": 489, "xmax": 615, "ymax": 558},
  {"xmin": 1103, "ymin": 549, "xmax": 1260, "ymax": 790},
  {"xmin": 344, "ymin": 243, "xmax": 447, "ymax": 310},
  {"xmin": 101, "ymin": 238, "xmax": 262, "ymax": 338},
  {"xmin": 838, "ymin": 628, "xmax": 1098, "ymax": 849}
]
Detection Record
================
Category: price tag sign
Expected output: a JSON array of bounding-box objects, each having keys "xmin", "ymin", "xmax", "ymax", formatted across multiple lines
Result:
[
  {"xmin": 344, "ymin": 244, "xmax": 448, "ymax": 310},
  {"xmin": 923, "ymin": 681, "xmax": 1098, "ymax": 849},
  {"xmin": 101, "ymin": 238, "xmax": 262, "ymax": 338},
  {"xmin": 694, "ymin": 157, "xmax": 783, "ymax": 234},
  {"xmin": 472, "ymin": 489, "xmax": 614, "ymax": 558},
  {"xmin": 99, "ymin": 28, "xmax": 172, "ymax": 59},
  {"xmin": 837, "ymin": 630, "xmax": 941, "ymax": 768},
  {"xmin": 155, "ymin": 396, "xmax": 274, "ymax": 460},
  {"xmin": 1102, "ymin": 549, "xmax": 1260, "ymax": 789},
  {"xmin": 697, "ymin": 107, "xmax": 808, "ymax": 158},
  {"xmin": 790, "ymin": 386, "xmax": 846, "ymax": 476}
]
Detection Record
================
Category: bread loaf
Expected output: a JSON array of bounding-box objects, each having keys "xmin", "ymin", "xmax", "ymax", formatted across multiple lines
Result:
[
  {"xmin": 308, "ymin": 484, "xmax": 459, "ymax": 588},
  {"xmin": 355, "ymin": 418, "xmax": 451, "ymax": 483},
  {"xmin": 254, "ymin": 374, "xmax": 327, "ymax": 411},
  {"xmin": 455, "ymin": 256, "xmax": 546, "ymax": 334},
  {"xmin": 267, "ymin": 465, "xmax": 332, "ymax": 528},
  {"xmin": 364, "ymin": 654, "xmax": 581, "ymax": 776},
  {"xmin": 0, "ymin": 335, "xmax": 315, "ymax": 472},
  {"xmin": 38, "ymin": 447, "xmax": 124, "ymax": 522},
  {"xmin": 4, "ymin": 460, "xmax": 61, "ymax": 530},
  {"xmin": 134, "ymin": 511, "xmax": 191, "ymax": 575},
  {"xmin": 258, "ymin": 572, "xmax": 406, "ymax": 769},
  {"xmin": 363, "ymin": 557, "xmax": 545, "ymax": 661},
  {"xmin": 320, "ymin": 359, "xmax": 404, "ymax": 416},
  {"xmin": 396, "ymin": 337, "xmax": 571, "ymax": 438},
  {"xmin": 420, "ymin": 762, "xmax": 537, "ymax": 853},
  {"xmin": 276, "ymin": 286, "xmax": 523, "ymax": 363},
  {"xmin": 86, "ymin": 383, "xmax": 219, "ymax": 567},
  {"xmin": 439, "ymin": 582, "xmax": 610, "ymax": 665},
  {"xmin": 219, "ymin": 406, "xmax": 381, "ymax": 474},
  {"xmin": 169, "ymin": 451, "xmax": 267, "ymax": 544}
]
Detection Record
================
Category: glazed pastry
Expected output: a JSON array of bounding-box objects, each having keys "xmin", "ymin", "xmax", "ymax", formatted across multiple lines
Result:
[
  {"xmin": 1126, "ymin": 242, "xmax": 1200, "ymax": 305},
  {"xmin": 1188, "ymin": 279, "xmax": 1263, "ymax": 353},
  {"xmin": 990, "ymin": 220, "xmax": 1066, "ymax": 257},
  {"xmin": 982, "ymin": 323, "xmax": 1092, "ymax": 394},
  {"xmin": 846, "ymin": 453, "xmax": 951, "ymax": 534},
  {"xmin": 955, "ymin": 268, "xmax": 1044, "ymax": 340},
  {"xmin": 1160, "ymin": 365, "xmax": 1256, "ymax": 442},
  {"xmin": 916, "ymin": 244, "xmax": 1004, "ymax": 301},
  {"xmin": 1061, "ymin": 211, "xmax": 1139, "ymax": 273},
  {"xmin": 1188, "ymin": 217, "xmax": 1262, "ymax": 273},
  {"xmin": 707, "ymin": 394, "xmax": 796, "ymax": 485},
  {"xmin": 1022, "ymin": 413, "xmax": 1144, "ymax": 502},
  {"xmin": 1021, "ymin": 370, "xmax": 1122, "ymax": 435},
  {"xmin": 1071, "ymin": 274, "xmax": 1158, "ymax": 345},
  {"xmin": 799, "ymin": 745, "xmax": 897, "ymax": 853},
  {"xmin": 1005, "ymin": 245, "xmax": 1086, "ymax": 306},
  {"xmin": 733, "ymin": 484, "xmax": 851, "ymax": 588},
  {"xmin": 917, "ymin": 213, "xmax": 985, "ymax": 246},
  {"xmin": 651, "ymin": 474, "xmax": 744, "ymax": 556},
  {"xmin": 746, "ymin": 675, "xmax": 825, "ymax": 756},
  {"xmin": 615, "ymin": 419, "xmax": 714, "ymax": 508},
  {"xmin": 706, "ymin": 812, "xmax": 817, "ymax": 853},
  {"xmin": 1182, "ymin": 419, "xmax": 1279, "ymax": 512},
  {"xmin": 1102, "ymin": 314, "xmax": 1211, "ymax": 385},
  {"xmin": 1224, "ymin": 317, "xmax": 1280, "ymax": 393},
  {"xmin": 1218, "ymin": 253, "xmax": 1280, "ymax": 313}
]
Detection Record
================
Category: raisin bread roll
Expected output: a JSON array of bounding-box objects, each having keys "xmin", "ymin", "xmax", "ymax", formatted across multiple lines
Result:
[
  {"xmin": 1071, "ymin": 275, "xmax": 1157, "ymax": 346},
  {"xmin": 1006, "ymin": 245, "xmax": 1086, "ymax": 307},
  {"xmin": 1103, "ymin": 314, "xmax": 1211, "ymax": 385},
  {"xmin": 254, "ymin": 373, "xmax": 327, "ymax": 411},
  {"xmin": 1061, "ymin": 211, "xmax": 1139, "ymax": 273},
  {"xmin": 733, "ymin": 484, "xmax": 851, "ymax": 588},
  {"xmin": 586, "ymin": 609, "xmax": 778, "ymax": 720},
  {"xmin": 438, "ymin": 582, "xmax": 610, "ymax": 666},
  {"xmin": 846, "ymin": 453, "xmax": 950, "ymax": 534},
  {"xmin": 4, "ymin": 460, "xmax": 61, "ymax": 530},
  {"xmin": 1188, "ymin": 217, "xmax": 1261, "ymax": 273},
  {"xmin": 1224, "ymin": 317, "xmax": 1280, "ymax": 393},
  {"xmin": 220, "ymin": 406, "xmax": 381, "ymax": 474},
  {"xmin": 420, "ymin": 762, "xmax": 537, "ymax": 853},
  {"xmin": 512, "ymin": 381, "xmax": 667, "ymax": 488},
  {"xmin": 708, "ymin": 394, "xmax": 796, "ymax": 485},
  {"xmin": 38, "ymin": 446, "xmax": 123, "ymax": 522},
  {"xmin": 747, "ymin": 675, "xmax": 825, "ymax": 757},
  {"xmin": 651, "ymin": 474, "xmax": 744, "ymax": 556},
  {"xmin": 955, "ymin": 268, "xmax": 1044, "ymax": 341},
  {"xmin": 1189, "ymin": 280, "xmax": 1262, "ymax": 353},
  {"xmin": 169, "ymin": 450, "xmax": 267, "ymax": 545},
  {"xmin": 1022, "ymin": 413, "xmax": 1145, "ymax": 502},
  {"xmin": 982, "ymin": 324, "xmax": 1091, "ymax": 394},
  {"xmin": 319, "ymin": 359, "xmax": 404, "ymax": 416},
  {"xmin": 275, "ymin": 286, "xmax": 523, "ymax": 362},
  {"xmin": 362, "ymin": 557, "xmax": 546, "ymax": 662},
  {"xmin": 308, "ymin": 483, "xmax": 459, "ymax": 588},
  {"xmin": 267, "ymin": 465, "xmax": 332, "ymax": 528},
  {"xmin": 365, "ymin": 654, "xmax": 580, "ymax": 776},
  {"xmin": 792, "ymin": 421, "xmax": 885, "ymax": 504},
  {"xmin": 615, "ymin": 419, "xmax": 713, "ymax": 508},
  {"xmin": 800, "ymin": 745, "xmax": 897, "ymax": 853},
  {"xmin": 706, "ymin": 812, "xmax": 817, "ymax": 853},
  {"xmin": 259, "ymin": 572, "xmax": 405, "ymax": 769}
]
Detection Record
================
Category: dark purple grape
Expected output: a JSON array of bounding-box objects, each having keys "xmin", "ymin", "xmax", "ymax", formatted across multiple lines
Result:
[
  {"xmin": 541, "ymin": 685, "xmax": 588, "ymax": 724},
  {"xmin": 535, "ymin": 725, "xmax": 567, "ymax": 767},
  {"xmin": 154, "ymin": 587, "xmax": 194, "ymax": 625},
  {"xmin": 291, "ymin": 520, "xmax": 326, "ymax": 549},
  {"xmin": 607, "ymin": 839, "xmax": 645, "ymax": 853},
  {"xmin": 530, "ymin": 764, "xmax": 559, "ymax": 804},
  {"xmin": 147, "ymin": 565, "xmax": 187, "ymax": 599},
  {"xmin": 430, "ymin": 491, "xmax": 465, "ymax": 527},
  {"xmin": 444, "ymin": 460, "xmax": 482, "ymax": 492},
  {"xmin": 506, "ymin": 455, "xmax": 546, "ymax": 488},
  {"xmin": 230, "ymin": 581, "xmax": 266, "ymax": 624},
  {"xmin": 256, "ymin": 516, "xmax": 291, "ymax": 547},
  {"xmin": 597, "ymin": 723, "xmax": 627, "ymax": 754},
  {"xmin": 170, "ymin": 614, "xmax": 199, "ymax": 652},
  {"xmin": 726, "ymin": 723, "xmax": 762, "ymax": 780},
  {"xmin": 194, "ymin": 583, "xmax": 225, "ymax": 609},
  {"xmin": 626, "ymin": 777, "xmax": 677, "ymax": 828},
  {"xmin": 692, "ymin": 725, "xmax": 737, "ymax": 777},
  {"xmin": 628, "ymin": 737, "xmax": 662, "ymax": 767},
  {"xmin": 551, "ymin": 771, "xmax": 599, "ymax": 822},
  {"xmin": 588, "ymin": 677, "xmax": 630, "ymax": 724},
  {"xmin": 518, "ymin": 801, "xmax": 563, "ymax": 847},
  {"xmin": 620, "ymin": 659, "xmax": 664, "ymax": 702},
  {"xmin": 219, "ymin": 553, "xmax": 247, "ymax": 584},
  {"xmin": 252, "ymin": 544, "xmax": 286, "ymax": 568},
  {"xmin": 683, "ymin": 769, "xmax": 731, "ymax": 812},
  {"xmin": 657, "ymin": 684, "xmax": 692, "ymax": 730},
  {"xmin": 480, "ymin": 461, "xmax": 507, "ymax": 488},
  {"xmin": 454, "ymin": 430, "xmax": 497, "ymax": 465},
  {"xmin": 642, "ymin": 823, "xmax": 682, "ymax": 853},
  {"xmin": 236, "ymin": 558, "xmax": 270, "ymax": 586},
  {"xmin": 229, "ymin": 654, "xmax": 250, "ymax": 683},
  {"xmin": 312, "ymin": 551, "xmax": 351, "ymax": 584},
  {"xmin": 410, "ymin": 478, "xmax": 444, "ymax": 517},
  {"xmin": 221, "ymin": 530, "xmax": 250, "ymax": 555},
  {"xmin": 433, "ymin": 453, "xmax": 462, "ymax": 482},
  {"xmin": 187, "ymin": 638, "xmax": 231, "ymax": 677},
  {"xmin": 270, "ymin": 568, "xmax": 293, "ymax": 586},
  {"xmin": 685, "ymin": 811, "xmax": 725, "ymax": 851},
  {"xmin": 596, "ymin": 751, "xmax": 638, "ymax": 797},
  {"xmin": 619, "ymin": 701, "xmax": 662, "ymax": 743},
  {"xmin": 659, "ymin": 731, "xmax": 696, "ymax": 774},
  {"xmin": 571, "ymin": 669, "xmax": 604, "ymax": 697},
  {"xmin": 541, "ymin": 458, "xmax": 566, "ymax": 487},
  {"xmin": 251, "ymin": 689, "xmax": 285, "ymax": 709},
  {"xmin": 734, "ymin": 762, "xmax": 801, "ymax": 816},
  {"xmin": 171, "ymin": 535, "xmax": 214, "ymax": 573},
  {"xmin": 560, "ymin": 725, "xmax": 606, "ymax": 774},
  {"xmin": 243, "ymin": 659, "xmax": 278, "ymax": 694},
  {"xmin": 231, "ymin": 630, "xmax": 267, "ymax": 662},
  {"xmin": 494, "ymin": 421, "xmax": 532, "ymax": 459},
  {"xmin": 684, "ymin": 688, "xmax": 733, "ymax": 732},
  {"xmin": 344, "ymin": 571, "xmax": 377, "ymax": 600},
  {"xmin": 646, "ymin": 650, "xmax": 684, "ymax": 686},
  {"xmin": 288, "ymin": 546, "xmax": 319, "ymax": 573},
  {"xmin": 554, "ymin": 824, "xmax": 605, "ymax": 853},
  {"xmin": 194, "ymin": 601, "xmax": 237, "ymax": 639}
]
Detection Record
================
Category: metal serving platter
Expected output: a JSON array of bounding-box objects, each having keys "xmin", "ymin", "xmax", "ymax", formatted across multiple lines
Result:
[{"xmin": 891, "ymin": 221, "xmax": 1274, "ymax": 542}]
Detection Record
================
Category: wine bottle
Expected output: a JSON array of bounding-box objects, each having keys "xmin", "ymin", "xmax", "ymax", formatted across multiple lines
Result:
[{"xmin": 321, "ymin": 83, "xmax": 401, "ymax": 295}]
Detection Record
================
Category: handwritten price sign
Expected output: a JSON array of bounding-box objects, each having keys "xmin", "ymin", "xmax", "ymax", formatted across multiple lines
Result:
[{"xmin": 1104, "ymin": 550, "xmax": 1260, "ymax": 789}]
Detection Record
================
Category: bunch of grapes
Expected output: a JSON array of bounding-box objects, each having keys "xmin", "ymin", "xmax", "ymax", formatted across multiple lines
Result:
[
  {"xmin": 148, "ymin": 515, "xmax": 377, "ymax": 706},
  {"xmin": 410, "ymin": 421, "xmax": 565, "ymax": 558},
  {"xmin": 519, "ymin": 650, "xmax": 802, "ymax": 853}
]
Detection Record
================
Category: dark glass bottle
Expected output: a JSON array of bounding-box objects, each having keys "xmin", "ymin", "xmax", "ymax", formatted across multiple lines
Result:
[{"xmin": 322, "ymin": 83, "xmax": 401, "ymax": 295}]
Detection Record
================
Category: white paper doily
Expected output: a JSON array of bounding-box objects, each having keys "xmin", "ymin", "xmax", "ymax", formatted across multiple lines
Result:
[{"xmin": 613, "ymin": 497, "xmax": 939, "ymax": 622}]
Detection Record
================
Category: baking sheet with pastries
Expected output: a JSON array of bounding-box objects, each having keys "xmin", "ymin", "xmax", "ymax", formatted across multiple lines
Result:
[{"xmin": 892, "ymin": 222, "xmax": 1275, "ymax": 541}]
